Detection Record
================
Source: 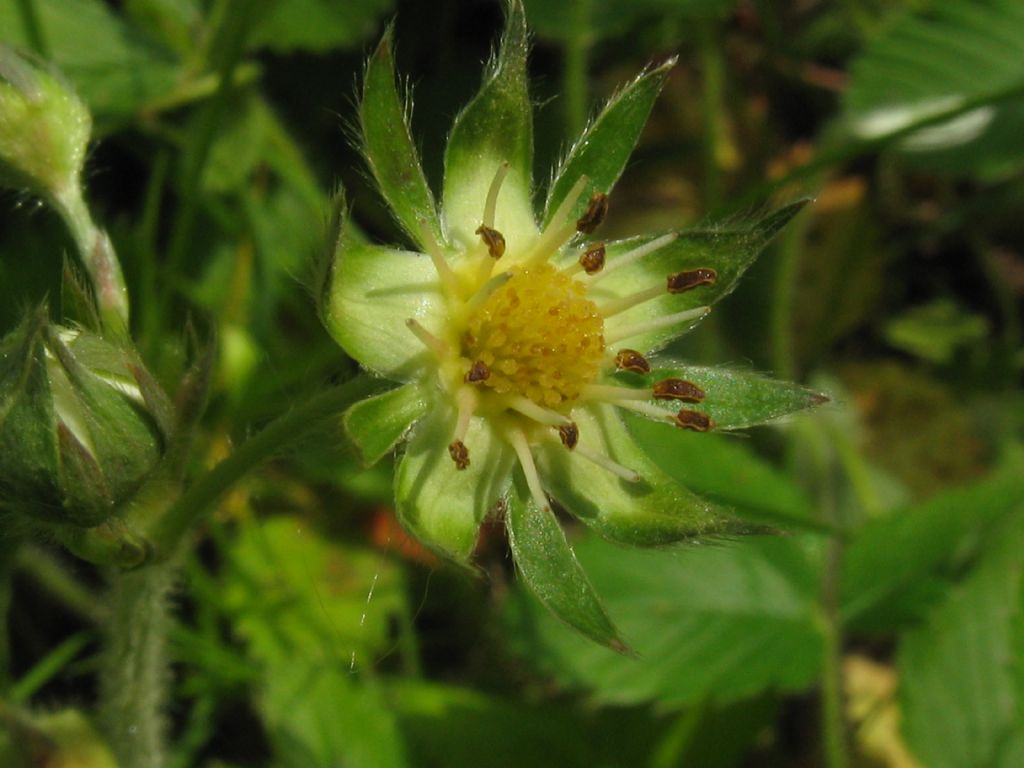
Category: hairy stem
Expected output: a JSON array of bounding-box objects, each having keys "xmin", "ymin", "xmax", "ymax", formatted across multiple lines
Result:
[{"xmin": 99, "ymin": 561, "xmax": 176, "ymax": 768}]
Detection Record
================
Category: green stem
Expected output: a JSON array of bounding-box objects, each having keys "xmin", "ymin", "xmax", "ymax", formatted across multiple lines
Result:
[
  {"xmin": 820, "ymin": 535, "xmax": 848, "ymax": 768},
  {"xmin": 698, "ymin": 20, "xmax": 726, "ymax": 210},
  {"xmin": 770, "ymin": 198, "xmax": 814, "ymax": 379},
  {"xmin": 0, "ymin": 539, "xmax": 17, "ymax": 691},
  {"xmin": 162, "ymin": 0, "xmax": 260, "ymax": 319},
  {"xmin": 13, "ymin": 0, "xmax": 48, "ymax": 56},
  {"xmin": 563, "ymin": 0, "xmax": 591, "ymax": 138},
  {"xmin": 99, "ymin": 560, "xmax": 176, "ymax": 768},
  {"xmin": 51, "ymin": 186, "xmax": 130, "ymax": 335},
  {"xmin": 149, "ymin": 376, "xmax": 381, "ymax": 558}
]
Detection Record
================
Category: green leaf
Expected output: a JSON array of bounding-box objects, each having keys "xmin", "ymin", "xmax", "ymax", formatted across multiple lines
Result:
[
  {"xmin": 543, "ymin": 59, "xmax": 674, "ymax": 228},
  {"xmin": 884, "ymin": 299, "xmax": 990, "ymax": 364},
  {"xmin": 507, "ymin": 534, "xmax": 824, "ymax": 705},
  {"xmin": 536, "ymin": 403, "xmax": 747, "ymax": 546},
  {"xmin": 842, "ymin": 472, "xmax": 1024, "ymax": 629},
  {"xmin": 392, "ymin": 680, "xmax": 672, "ymax": 768},
  {"xmin": 343, "ymin": 382, "xmax": 428, "ymax": 467},
  {"xmin": 625, "ymin": 415, "xmax": 826, "ymax": 533},
  {"xmin": 613, "ymin": 363, "xmax": 827, "ymax": 430},
  {"xmin": 360, "ymin": 28, "xmax": 445, "ymax": 249},
  {"xmin": 843, "ymin": 0, "xmax": 1024, "ymax": 178},
  {"xmin": 394, "ymin": 403, "xmax": 515, "ymax": 563},
  {"xmin": 506, "ymin": 473, "xmax": 626, "ymax": 652},
  {"xmin": 524, "ymin": 0, "xmax": 737, "ymax": 43},
  {"xmin": 0, "ymin": 0, "xmax": 181, "ymax": 126},
  {"xmin": 590, "ymin": 201, "xmax": 808, "ymax": 354},
  {"xmin": 320, "ymin": 196, "xmax": 445, "ymax": 381},
  {"xmin": 223, "ymin": 517, "xmax": 409, "ymax": 768},
  {"xmin": 249, "ymin": 0, "xmax": 392, "ymax": 54},
  {"xmin": 443, "ymin": 0, "xmax": 536, "ymax": 248},
  {"xmin": 899, "ymin": 513, "xmax": 1024, "ymax": 768}
]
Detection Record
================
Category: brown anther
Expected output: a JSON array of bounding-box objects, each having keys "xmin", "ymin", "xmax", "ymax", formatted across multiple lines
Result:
[
  {"xmin": 475, "ymin": 224, "xmax": 506, "ymax": 259},
  {"xmin": 448, "ymin": 440, "xmax": 470, "ymax": 469},
  {"xmin": 579, "ymin": 243, "xmax": 606, "ymax": 274},
  {"xmin": 558, "ymin": 422, "xmax": 579, "ymax": 449},
  {"xmin": 576, "ymin": 192, "xmax": 608, "ymax": 234},
  {"xmin": 667, "ymin": 268, "xmax": 718, "ymax": 294},
  {"xmin": 464, "ymin": 360, "xmax": 491, "ymax": 383},
  {"xmin": 614, "ymin": 349, "xmax": 651, "ymax": 374},
  {"xmin": 653, "ymin": 378, "xmax": 706, "ymax": 403},
  {"xmin": 674, "ymin": 409, "xmax": 714, "ymax": 432}
]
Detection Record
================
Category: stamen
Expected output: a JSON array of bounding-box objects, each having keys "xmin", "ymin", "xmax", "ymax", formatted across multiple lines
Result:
[
  {"xmin": 653, "ymin": 378, "xmax": 705, "ymax": 403},
  {"xmin": 575, "ymin": 192, "xmax": 608, "ymax": 234},
  {"xmin": 558, "ymin": 422, "xmax": 579, "ymax": 449},
  {"xmin": 582, "ymin": 384, "xmax": 652, "ymax": 402},
  {"xmin": 612, "ymin": 399, "xmax": 677, "ymax": 422},
  {"xmin": 667, "ymin": 268, "xmax": 717, "ymax": 293},
  {"xmin": 573, "ymin": 444, "xmax": 640, "ymax": 483},
  {"xmin": 483, "ymin": 161, "xmax": 510, "ymax": 229},
  {"xmin": 675, "ymin": 409, "xmax": 715, "ymax": 431},
  {"xmin": 475, "ymin": 225, "xmax": 506, "ymax": 259},
  {"xmin": 448, "ymin": 440, "xmax": 470, "ymax": 470},
  {"xmin": 505, "ymin": 395, "xmax": 572, "ymax": 427},
  {"xmin": 463, "ymin": 270, "xmax": 513, "ymax": 316},
  {"xmin": 406, "ymin": 318, "xmax": 448, "ymax": 358},
  {"xmin": 613, "ymin": 349, "xmax": 650, "ymax": 374},
  {"xmin": 599, "ymin": 267, "xmax": 718, "ymax": 318},
  {"xmin": 527, "ymin": 176, "xmax": 590, "ymax": 265},
  {"xmin": 562, "ymin": 242, "xmax": 606, "ymax": 277},
  {"xmin": 417, "ymin": 219, "xmax": 459, "ymax": 296},
  {"xmin": 605, "ymin": 306, "xmax": 710, "ymax": 345},
  {"xmin": 447, "ymin": 387, "xmax": 479, "ymax": 470},
  {"xmin": 464, "ymin": 360, "xmax": 491, "ymax": 383},
  {"xmin": 509, "ymin": 428, "xmax": 550, "ymax": 512},
  {"xmin": 590, "ymin": 233, "xmax": 677, "ymax": 285}
]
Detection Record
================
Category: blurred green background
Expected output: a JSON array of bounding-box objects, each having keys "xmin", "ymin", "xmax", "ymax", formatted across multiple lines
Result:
[{"xmin": 1, "ymin": 0, "xmax": 1022, "ymax": 766}]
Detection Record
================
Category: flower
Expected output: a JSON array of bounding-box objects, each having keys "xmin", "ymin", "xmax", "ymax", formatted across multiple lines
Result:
[{"xmin": 319, "ymin": 2, "xmax": 821, "ymax": 648}]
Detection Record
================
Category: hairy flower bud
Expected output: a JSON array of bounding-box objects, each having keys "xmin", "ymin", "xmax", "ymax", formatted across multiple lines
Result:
[
  {"xmin": 0, "ymin": 45, "xmax": 91, "ymax": 201},
  {"xmin": 0, "ymin": 309, "xmax": 172, "ymax": 527}
]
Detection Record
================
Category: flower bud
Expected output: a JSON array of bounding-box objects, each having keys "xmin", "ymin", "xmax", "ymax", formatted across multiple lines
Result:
[
  {"xmin": 0, "ymin": 708, "xmax": 117, "ymax": 768},
  {"xmin": 0, "ymin": 308, "xmax": 172, "ymax": 528},
  {"xmin": 0, "ymin": 45, "xmax": 91, "ymax": 201}
]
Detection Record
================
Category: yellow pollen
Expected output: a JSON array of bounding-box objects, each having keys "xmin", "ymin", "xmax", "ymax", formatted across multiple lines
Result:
[{"xmin": 463, "ymin": 264, "xmax": 604, "ymax": 409}]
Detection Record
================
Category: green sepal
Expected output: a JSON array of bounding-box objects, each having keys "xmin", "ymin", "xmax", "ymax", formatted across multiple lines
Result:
[
  {"xmin": 506, "ymin": 472, "xmax": 629, "ymax": 653},
  {"xmin": 536, "ymin": 403, "xmax": 747, "ymax": 546},
  {"xmin": 360, "ymin": 28, "xmax": 445, "ymax": 249},
  {"xmin": 60, "ymin": 259, "xmax": 101, "ymax": 332},
  {"xmin": 55, "ymin": 518, "xmax": 149, "ymax": 569},
  {"xmin": 395, "ymin": 402, "xmax": 515, "ymax": 563},
  {"xmin": 612, "ymin": 363, "xmax": 828, "ymax": 429},
  {"xmin": 46, "ymin": 328, "xmax": 162, "ymax": 511},
  {"xmin": 320, "ymin": 191, "xmax": 445, "ymax": 381},
  {"xmin": 543, "ymin": 58, "xmax": 675, "ymax": 228},
  {"xmin": 344, "ymin": 382, "xmax": 429, "ymax": 467},
  {"xmin": 443, "ymin": 0, "xmax": 536, "ymax": 248},
  {"xmin": 593, "ymin": 200, "xmax": 809, "ymax": 353}
]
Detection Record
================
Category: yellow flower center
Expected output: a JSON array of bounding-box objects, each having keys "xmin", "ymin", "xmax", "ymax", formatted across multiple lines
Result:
[{"xmin": 463, "ymin": 264, "xmax": 604, "ymax": 409}]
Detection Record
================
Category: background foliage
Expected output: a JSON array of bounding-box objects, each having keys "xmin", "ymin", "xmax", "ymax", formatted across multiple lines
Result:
[{"xmin": 2, "ymin": 0, "xmax": 1022, "ymax": 765}]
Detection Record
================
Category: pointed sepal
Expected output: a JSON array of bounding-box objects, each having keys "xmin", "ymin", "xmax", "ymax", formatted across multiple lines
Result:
[
  {"xmin": 506, "ymin": 473, "xmax": 630, "ymax": 653},
  {"xmin": 344, "ymin": 382, "xmax": 429, "ymax": 467}
]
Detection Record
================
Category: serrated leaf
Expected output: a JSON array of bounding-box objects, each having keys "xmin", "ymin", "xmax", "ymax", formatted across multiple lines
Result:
[
  {"xmin": 443, "ymin": 0, "xmax": 536, "ymax": 247},
  {"xmin": 343, "ymin": 382, "xmax": 428, "ymax": 467},
  {"xmin": 506, "ymin": 473, "xmax": 626, "ymax": 652},
  {"xmin": 0, "ymin": 0, "xmax": 181, "ymax": 125},
  {"xmin": 544, "ymin": 59, "xmax": 674, "ymax": 228},
  {"xmin": 507, "ymin": 534, "xmax": 824, "ymax": 706},
  {"xmin": 899, "ymin": 513, "xmax": 1024, "ymax": 768},
  {"xmin": 360, "ymin": 28, "xmax": 445, "ymax": 249},
  {"xmin": 613, "ymin": 363, "xmax": 827, "ymax": 430},
  {"xmin": 842, "ymin": 472, "xmax": 1024, "ymax": 630},
  {"xmin": 843, "ymin": 0, "xmax": 1024, "ymax": 177}
]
